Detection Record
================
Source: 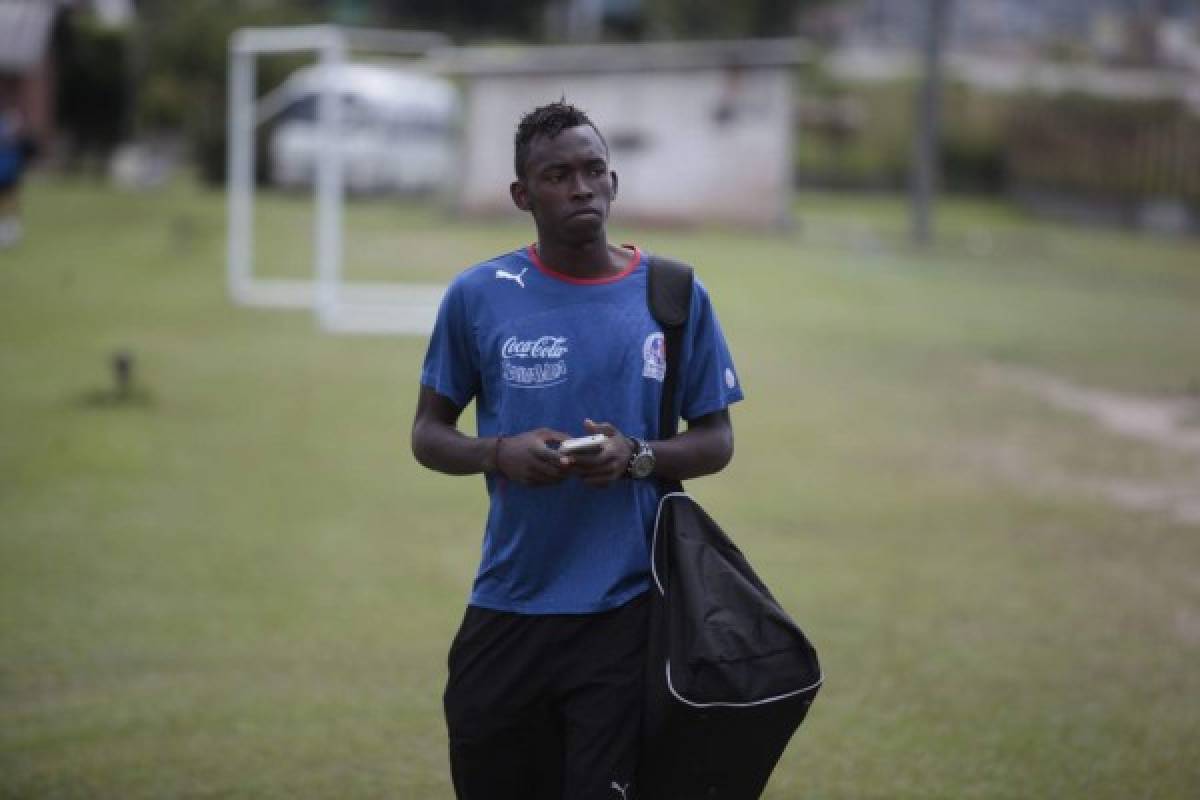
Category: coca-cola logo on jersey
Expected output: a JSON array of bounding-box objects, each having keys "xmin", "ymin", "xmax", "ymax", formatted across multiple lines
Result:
[
  {"xmin": 500, "ymin": 335, "xmax": 570, "ymax": 389},
  {"xmin": 501, "ymin": 336, "xmax": 569, "ymax": 359}
]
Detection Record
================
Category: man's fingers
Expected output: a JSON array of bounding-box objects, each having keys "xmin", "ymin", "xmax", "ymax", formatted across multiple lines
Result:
[
  {"xmin": 538, "ymin": 429, "xmax": 571, "ymax": 446},
  {"xmin": 566, "ymin": 447, "xmax": 605, "ymax": 466},
  {"xmin": 497, "ymin": 430, "xmax": 572, "ymax": 485},
  {"xmin": 583, "ymin": 419, "xmax": 619, "ymax": 437},
  {"xmin": 508, "ymin": 425, "xmax": 628, "ymax": 487},
  {"xmin": 532, "ymin": 444, "xmax": 565, "ymax": 464},
  {"xmin": 530, "ymin": 456, "xmax": 570, "ymax": 484},
  {"xmin": 566, "ymin": 445, "xmax": 618, "ymax": 474},
  {"xmin": 573, "ymin": 451, "xmax": 624, "ymax": 485},
  {"xmin": 524, "ymin": 457, "xmax": 567, "ymax": 484},
  {"xmin": 572, "ymin": 453, "xmax": 619, "ymax": 472}
]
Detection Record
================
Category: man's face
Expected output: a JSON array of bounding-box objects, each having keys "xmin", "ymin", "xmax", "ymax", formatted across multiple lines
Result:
[{"xmin": 511, "ymin": 125, "xmax": 617, "ymax": 243}]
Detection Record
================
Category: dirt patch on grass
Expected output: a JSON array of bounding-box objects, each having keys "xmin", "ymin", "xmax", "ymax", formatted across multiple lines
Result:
[
  {"xmin": 984, "ymin": 365, "xmax": 1200, "ymax": 455},
  {"xmin": 1176, "ymin": 608, "xmax": 1200, "ymax": 645},
  {"xmin": 978, "ymin": 365, "xmax": 1200, "ymax": 525}
]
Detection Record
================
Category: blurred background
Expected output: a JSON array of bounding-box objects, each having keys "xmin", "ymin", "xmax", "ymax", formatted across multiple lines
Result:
[
  {"xmin": 2, "ymin": 1, "xmax": 1199, "ymax": 798},
  {"xmin": 3, "ymin": 0, "xmax": 1199, "ymax": 231}
]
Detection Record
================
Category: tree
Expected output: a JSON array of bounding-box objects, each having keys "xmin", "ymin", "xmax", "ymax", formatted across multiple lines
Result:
[
  {"xmin": 133, "ymin": 1, "xmax": 323, "ymax": 183},
  {"xmin": 642, "ymin": 0, "xmax": 831, "ymax": 39},
  {"xmin": 370, "ymin": 0, "xmax": 551, "ymax": 40},
  {"xmin": 57, "ymin": 13, "xmax": 134, "ymax": 170}
]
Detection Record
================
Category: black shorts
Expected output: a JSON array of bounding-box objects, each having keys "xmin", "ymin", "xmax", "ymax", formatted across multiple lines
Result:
[{"xmin": 443, "ymin": 591, "xmax": 649, "ymax": 800}]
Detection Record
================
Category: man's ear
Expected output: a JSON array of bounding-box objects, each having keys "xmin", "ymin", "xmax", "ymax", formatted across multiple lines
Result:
[
  {"xmin": 611, "ymin": 170, "xmax": 618, "ymax": 200},
  {"xmin": 510, "ymin": 180, "xmax": 532, "ymax": 212}
]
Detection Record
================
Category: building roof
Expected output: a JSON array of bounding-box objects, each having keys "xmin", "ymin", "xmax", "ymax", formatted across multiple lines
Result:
[
  {"xmin": 426, "ymin": 38, "xmax": 812, "ymax": 77},
  {"xmin": 0, "ymin": 1, "xmax": 56, "ymax": 73}
]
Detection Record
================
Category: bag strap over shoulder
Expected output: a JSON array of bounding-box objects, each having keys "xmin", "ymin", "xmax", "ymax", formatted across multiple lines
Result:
[
  {"xmin": 647, "ymin": 255, "xmax": 693, "ymax": 332},
  {"xmin": 647, "ymin": 255, "xmax": 694, "ymax": 495},
  {"xmin": 646, "ymin": 255, "xmax": 693, "ymax": 440}
]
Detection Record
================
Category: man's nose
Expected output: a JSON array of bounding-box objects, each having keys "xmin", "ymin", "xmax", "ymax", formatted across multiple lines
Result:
[{"xmin": 569, "ymin": 172, "xmax": 593, "ymax": 198}]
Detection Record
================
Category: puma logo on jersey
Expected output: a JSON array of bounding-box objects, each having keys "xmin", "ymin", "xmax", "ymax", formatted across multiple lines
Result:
[
  {"xmin": 610, "ymin": 781, "xmax": 631, "ymax": 799},
  {"xmin": 495, "ymin": 267, "xmax": 527, "ymax": 288}
]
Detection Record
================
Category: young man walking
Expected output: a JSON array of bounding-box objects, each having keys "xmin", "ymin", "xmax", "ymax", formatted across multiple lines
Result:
[{"xmin": 411, "ymin": 100, "xmax": 743, "ymax": 800}]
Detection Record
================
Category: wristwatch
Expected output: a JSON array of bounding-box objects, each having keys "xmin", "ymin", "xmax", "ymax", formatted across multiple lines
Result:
[{"xmin": 626, "ymin": 437, "xmax": 656, "ymax": 480}]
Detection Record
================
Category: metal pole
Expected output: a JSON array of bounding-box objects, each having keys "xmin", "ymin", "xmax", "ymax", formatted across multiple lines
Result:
[
  {"xmin": 227, "ymin": 46, "xmax": 256, "ymax": 302},
  {"xmin": 911, "ymin": 0, "xmax": 951, "ymax": 247},
  {"xmin": 315, "ymin": 27, "xmax": 346, "ymax": 325}
]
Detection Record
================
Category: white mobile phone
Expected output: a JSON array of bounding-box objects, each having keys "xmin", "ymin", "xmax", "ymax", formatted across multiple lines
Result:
[{"xmin": 558, "ymin": 434, "xmax": 607, "ymax": 455}]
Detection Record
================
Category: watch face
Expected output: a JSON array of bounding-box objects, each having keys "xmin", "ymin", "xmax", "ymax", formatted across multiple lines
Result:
[{"xmin": 631, "ymin": 449, "xmax": 655, "ymax": 479}]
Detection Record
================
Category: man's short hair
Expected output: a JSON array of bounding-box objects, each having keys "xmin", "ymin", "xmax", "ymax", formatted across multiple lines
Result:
[{"xmin": 513, "ymin": 100, "xmax": 608, "ymax": 180}]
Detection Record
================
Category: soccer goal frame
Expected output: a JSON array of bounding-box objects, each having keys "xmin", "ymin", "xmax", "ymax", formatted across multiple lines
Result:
[{"xmin": 226, "ymin": 25, "xmax": 450, "ymax": 334}]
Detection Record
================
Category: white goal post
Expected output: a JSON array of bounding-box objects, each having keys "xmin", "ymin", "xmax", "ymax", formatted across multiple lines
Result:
[{"xmin": 226, "ymin": 25, "xmax": 450, "ymax": 334}]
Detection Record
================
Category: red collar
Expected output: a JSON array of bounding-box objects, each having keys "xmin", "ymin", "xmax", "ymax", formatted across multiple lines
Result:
[{"xmin": 526, "ymin": 244, "xmax": 641, "ymax": 285}]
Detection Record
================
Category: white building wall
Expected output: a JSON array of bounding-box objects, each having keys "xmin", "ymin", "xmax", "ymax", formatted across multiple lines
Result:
[{"xmin": 456, "ymin": 68, "xmax": 794, "ymax": 227}]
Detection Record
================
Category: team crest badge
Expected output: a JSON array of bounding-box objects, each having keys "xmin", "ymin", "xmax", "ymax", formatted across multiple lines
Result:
[{"xmin": 642, "ymin": 332, "xmax": 666, "ymax": 382}]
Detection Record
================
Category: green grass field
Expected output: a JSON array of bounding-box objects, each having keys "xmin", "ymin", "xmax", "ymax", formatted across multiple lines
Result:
[{"xmin": 3, "ymin": 179, "xmax": 1199, "ymax": 798}]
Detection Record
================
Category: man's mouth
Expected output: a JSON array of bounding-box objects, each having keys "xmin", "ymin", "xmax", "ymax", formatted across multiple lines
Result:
[{"xmin": 568, "ymin": 208, "xmax": 601, "ymax": 219}]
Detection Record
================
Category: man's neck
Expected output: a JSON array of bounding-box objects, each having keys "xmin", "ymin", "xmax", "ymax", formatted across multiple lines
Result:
[{"xmin": 534, "ymin": 235, "xmax": 627, "ymax": 280}]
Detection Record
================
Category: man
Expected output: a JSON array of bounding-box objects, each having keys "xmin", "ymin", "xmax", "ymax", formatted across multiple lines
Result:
[
  {"xmin": 0, "ymin": 109, "xmax": 34, "ymax": 249},
  {"xmin": 411, "ymin": 100, "xmax": 743, "ymax": 800}
]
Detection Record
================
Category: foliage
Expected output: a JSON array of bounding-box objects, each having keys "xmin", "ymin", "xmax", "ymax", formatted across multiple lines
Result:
[
  {"xmin": 133, "ymin": 1, "xmax": 323, "ymax": 183},
  {"xmin": 795, "ymin": 74, "xmax": 1199, "ymax": 205},
  {"xmin": 795, "ymin": 75, "xmax": 1014, "ymax": 192},
  {"xmin": 938, "ymin": 79, "xmax": 1009, "ymax": 193},
  {"xmin": 795, "ymin": 76, "xmax": 916, "ymax": 190},
  {"xmin": 55, "ymin": 14, "xmax": 134, "ymax": 168},
  {"xmin": 365, "ymin": 0, "xmax": 830, "ymax": 40},
  {"xmin": 1007, "ymin": 93, "xmax": 1200, "ymax": 204},
  {"xmin": 371, "ymin": 0, "xmax": 550, "ymax": 40},
  {"xmin": 641, "ymin": 0, "xmax": 829, "ymax": 38}
]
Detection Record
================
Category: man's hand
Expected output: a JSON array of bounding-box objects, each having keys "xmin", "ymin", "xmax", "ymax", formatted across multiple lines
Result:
[
  {"xmin": 497, "ymin": 428, "xmax": 572, "ymax": 486},
  {"xmin": 563, "ymin": 419, "xmax": 635, "ymax": 488}
]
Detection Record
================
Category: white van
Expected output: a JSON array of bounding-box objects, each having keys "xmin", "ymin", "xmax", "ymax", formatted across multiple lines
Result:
[{"xmin": 265, "ymin": 63, "xmax": 459, "ymax": 194}]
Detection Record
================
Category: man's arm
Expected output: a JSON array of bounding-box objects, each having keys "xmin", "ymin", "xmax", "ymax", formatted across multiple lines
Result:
[
  {"xmin": 411, "ymin": 385, "xmax": 572, "ymax": 485},
  {"xmin": 652, "ymin": 408, "xmax": 734, "ymax": 481},
  {"xmin": 567, "ymin": 409, "xmax": 734, "ymax": 487}
]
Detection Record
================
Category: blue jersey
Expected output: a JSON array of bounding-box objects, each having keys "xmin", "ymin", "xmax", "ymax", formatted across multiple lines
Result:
[
  {"xmin": 420, "ymin": 245, "xmax": 743, "ymax": 613},
  {"xmin": 0, "ymin": 119, "xmax": 22, "ymax": 184}
]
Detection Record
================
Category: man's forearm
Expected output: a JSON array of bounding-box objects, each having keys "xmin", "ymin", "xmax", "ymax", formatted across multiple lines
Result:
[
  {"xmin": 649, "ymin": 420, "xmax": 733, "ymax": 482},
  {"xmin": 412, "ymin": 420, "xmax": 497, "ymax": 476}
]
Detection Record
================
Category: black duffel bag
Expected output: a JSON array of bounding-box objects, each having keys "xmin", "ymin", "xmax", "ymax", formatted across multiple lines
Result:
[
  {"xmin": 639, "ymin": 257, "xmax": 822, "ymax": 799},
  {"xmin": 638, "ymin": 491, "xmax": 822, "ymax": 800}
]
